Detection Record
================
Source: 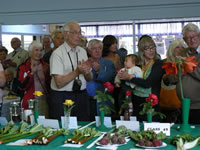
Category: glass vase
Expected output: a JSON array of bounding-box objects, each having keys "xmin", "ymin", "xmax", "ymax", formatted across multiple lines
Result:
[
  {"xmin": 64, "ymin": 111, "xmax": 71, "ymax": 129},
  {"xmin": 179, "ymin": 98, "xmax": 192, "ymax": 132},
  {"xmin": 147, "ymin": 113, "xmax": 152, "ymax": 123}
]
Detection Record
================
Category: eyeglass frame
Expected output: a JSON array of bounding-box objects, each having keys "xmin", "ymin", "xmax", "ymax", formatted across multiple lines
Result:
[
  {"xmin": 66, "ymin": 30, "xmax": 85, "ymax": 36},
  {"xmin": 143, "ymin": 45, "xmax": 156, "ymax": 51},
  {"xmin": 184, "ymin": 34, "xmax": 200, "ymax": 41}
]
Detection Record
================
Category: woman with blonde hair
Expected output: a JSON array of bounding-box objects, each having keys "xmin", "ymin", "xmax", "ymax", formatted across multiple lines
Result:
[
  {"xmin": 117, "ymin": 35, "xmax": 165, "ymax": 121},
  {"xmin": 160, "ymin": 40, "xmax": 187, "ymax": 122}
]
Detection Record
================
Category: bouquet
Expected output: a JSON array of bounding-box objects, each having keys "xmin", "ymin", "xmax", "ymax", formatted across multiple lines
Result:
[
  {"xmin": 94, "ymin": 82, "xmax": 115, "ymax": 115},
  {"xmin": 140, "ymin": 94, "xmax": 165, "ymax": 119},
  {"xmin": 162, "ymin": 56, "xmax": 198, "ymax": 99},
  {"xmin": 63, "ymin": 99, "xmax": 75, "ymax": 114}
]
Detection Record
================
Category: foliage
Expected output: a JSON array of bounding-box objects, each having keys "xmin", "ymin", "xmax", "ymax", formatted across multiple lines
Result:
[
  {"xmin": 94, "ymin": 82, "xmax": 115, "ymax": 115},
  {"xmin": 139, "ymin": 94, "xmax": 165, "ymax": 119},
  {"xmin": 129, "ymin": 129, "xmax": 166, "ymax": 142},
  {"xmin": 120, "ymin": 90, "xmax": 132, "ymax": 114}
]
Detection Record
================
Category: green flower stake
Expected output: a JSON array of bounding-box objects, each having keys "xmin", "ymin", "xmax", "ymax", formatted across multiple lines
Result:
[
  {"xmin": 94, "ymin": 82, "xmax": 115, "ymax": 130},
  {"xmin": 162, "ymin": 56, "xmax": 198, "ymax": 132},
  {"xmin": 33, "ymin": 91, "xmax": 43, "ymax": 123}
]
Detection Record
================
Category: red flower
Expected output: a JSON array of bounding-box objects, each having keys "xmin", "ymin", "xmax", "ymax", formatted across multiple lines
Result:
[
  {"xmin": 145, "ymin": 94, "xmax": 158, "ymax": 106},
  {"xmin": 162, "ymin": 62, "xmax": 178, "ymax": 76},
  {"xmin": 103, "ymin": 82, "xmax": 114, "ymax": 92},
  {"xmin": 181, "ymin": 56, "xmax": 198, "ymax": 74},
  {"xmin": 126, "ymin": 90, "xmax": 131, "ymax": 96}
]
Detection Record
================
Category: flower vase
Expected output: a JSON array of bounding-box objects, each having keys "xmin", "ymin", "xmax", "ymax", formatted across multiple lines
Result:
[
  {"xmin": 147, "ymin": 113, "xmax": 152, "ymax": 123},
  {"xmin": 179, "ymin": 98, "xmax": 192, "ymax": 132},
  {"xmin": 64, "ymin": 111, "xmax": 70, "ymax": 129},
  {"xmin": 33, "ymin": 99, "xmax": 39, "ymax": 124},
  {"xmin": 98, "ymin": 111, "xmax": 107, "ymax": 130}
]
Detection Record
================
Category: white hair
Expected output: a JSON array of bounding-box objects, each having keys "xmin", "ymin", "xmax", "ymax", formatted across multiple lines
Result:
[
  {"xmin": 182, "ymin": 23, "xmax": 200, "ymax": 37},
  {"xmin": 88, "ymin": 39, "xmax": 103, "ymax": 50},
  {"xmin": 28, "ymin": 41, "xmax": 43, "ymax": 52},
  {"xmin": 62, "ymin": 21, "xmax": 79, "ymax": 32}
]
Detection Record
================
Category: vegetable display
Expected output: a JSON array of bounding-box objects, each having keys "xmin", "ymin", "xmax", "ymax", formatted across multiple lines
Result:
[
  {"xmin": 169, "ymin": 133, "xmax": 200, "ymax": 150},
  {"xmin": 0, "ymin": 122, "xmax": 43, "ymax": 144},
  {"xmin": 26, "ymin": 128, "xmax": 69, "ymax": 145},
  {"xmin": 98, "ymin": 133, "xmax": 126, "ymax": 145},
  {"xmin": 130, "ymin": 130, "xmax": 166, "ymax": 147},
  {"xmin": 65, "ymin": 127, "xmax": 101, "ymax": 144}
]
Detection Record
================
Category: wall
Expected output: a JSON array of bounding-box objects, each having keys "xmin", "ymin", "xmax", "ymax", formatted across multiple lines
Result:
[{"xmin": 1, "ymin": 0, "xmax": 200, "ymax": 25}]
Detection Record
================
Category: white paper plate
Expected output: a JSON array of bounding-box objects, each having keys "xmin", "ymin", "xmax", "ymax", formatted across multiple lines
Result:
[{"xmin": 136, "ymin": 142, "xmax": 167, "ymax": 149}]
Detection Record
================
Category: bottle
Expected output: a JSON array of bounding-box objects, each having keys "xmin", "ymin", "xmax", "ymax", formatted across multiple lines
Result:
[{"xmin": 124, "ymin": 110, "xmax": 130, "ymax": 120}]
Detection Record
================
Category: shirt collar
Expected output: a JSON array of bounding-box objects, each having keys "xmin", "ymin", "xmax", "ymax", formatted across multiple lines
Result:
[
  {"xmin": 64, "ymin": 42, "xmax": 80, "ymax": 53},
  {"xmin": 188, "ymin": 48, "xmax": 198, "ymax": 56}
]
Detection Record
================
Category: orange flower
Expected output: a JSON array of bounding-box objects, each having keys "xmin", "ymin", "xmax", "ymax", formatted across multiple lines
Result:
[
  {"xmin": 181, "ymin": 56, "xmax": 198, "ymax": 74},
  {"xmin": 162, "ymin": 62, "xmax": 178, "ymax": 76}
]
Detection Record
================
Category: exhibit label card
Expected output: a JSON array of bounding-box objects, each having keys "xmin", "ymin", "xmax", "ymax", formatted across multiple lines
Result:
[
  {"xmin": 116, "ymin": 120, "xmax": 140, "ymax": 131},
  {"xmin": 95, "ymin": 116, "xmax": 112, "ymax": 128},
  {"xmin": 144, "ymin": 123, "xmax": 170, "ymax": 136}
]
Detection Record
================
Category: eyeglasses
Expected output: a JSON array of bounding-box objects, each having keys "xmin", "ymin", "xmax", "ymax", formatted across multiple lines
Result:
[
  {"xmin": 184, "ymin": 34, "xmax": 199, "ymax": 41},
  {"xmin": 67, "ymin": 31, "xmax": 85, "ymax": 36},
  {"xmin": 144, "ymin": 46, "xmax": 156, "ymax": 51}
]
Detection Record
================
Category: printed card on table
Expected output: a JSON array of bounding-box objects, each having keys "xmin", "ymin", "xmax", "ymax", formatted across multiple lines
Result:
[
  {"xmin": 116, "ymin": 120, "xmax": 140, "ymax": 131},
  {"xmin": 38, "ymin": 119, "xmax": 60, "ymax": 129},
  {"xmin": 95, "ymin": 116, "xmax": 112, "ymax": 128},
  {"xmin": 144, "ymin": 123, "xmax": 170, "ymax": 136}
]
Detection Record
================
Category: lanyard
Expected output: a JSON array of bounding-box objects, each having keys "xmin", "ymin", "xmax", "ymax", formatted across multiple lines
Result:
[{"xmin": 67, "ymin": 51, "xmax": 79, "ymax": 79}]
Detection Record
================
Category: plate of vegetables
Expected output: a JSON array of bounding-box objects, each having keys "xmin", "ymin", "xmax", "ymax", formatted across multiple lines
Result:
[
  {"xmin": 136, "ymin": 141, "xmax": 167, "ymax": 148},
  {"xmin": 129, "ymin": 130, "xmax": 167, "ymax": 148},
  {"xmin": 96, "ymin": 133, "xmax": 128, "ymax": 146}
]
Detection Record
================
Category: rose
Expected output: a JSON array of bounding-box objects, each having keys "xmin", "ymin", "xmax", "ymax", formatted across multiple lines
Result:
[
  {"xmin": 103, "ymin": 82, "xmax": 114, "ymax": 92},
  {"xmin": 140, "ymin": 94, "xmax": 165, "ymax": 119},
  {"xmin": 126, "ymin": 90, "xmax": 131, "ymax": 96},
  {"xmin": 94, "ymin": 82, "xmax": 115, "ymax": 115},
  {"xmin": 145, "ymin": 94, "xmax": 158, "ymax": 106}
]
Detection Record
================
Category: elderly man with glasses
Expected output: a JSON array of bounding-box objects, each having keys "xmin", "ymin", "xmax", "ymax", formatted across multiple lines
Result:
[
  {"xmin": 49, "ymin": 21, "xmax": 93, "ymax": 121},
  {"xmin": 176, "ymin": 23, "xmax": 200, "ymax": 124},
  {"xmin": 182, "ymin": 23, "xmax": 200, "ymax": 56}
]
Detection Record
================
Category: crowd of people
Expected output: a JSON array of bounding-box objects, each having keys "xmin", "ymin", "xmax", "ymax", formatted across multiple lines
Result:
[{"xmin": 0, "ymin": 21, "xmax": 200, "ymax": 124}]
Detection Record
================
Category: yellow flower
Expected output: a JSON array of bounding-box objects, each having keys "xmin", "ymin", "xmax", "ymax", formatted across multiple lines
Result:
[
  {"xmin": 63, "ymin": 99, "xmax": 74, "ymax": 107},
  {"xmin": 33, "ymin": 91, "xmax": 43, "ymax": 97}
]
